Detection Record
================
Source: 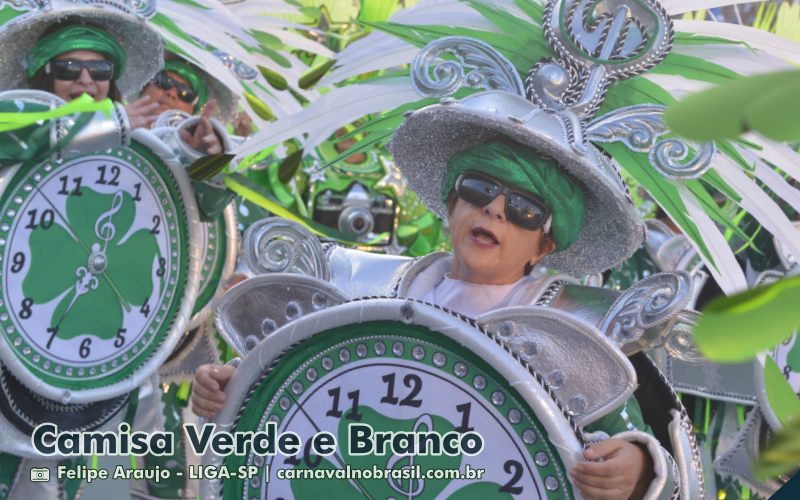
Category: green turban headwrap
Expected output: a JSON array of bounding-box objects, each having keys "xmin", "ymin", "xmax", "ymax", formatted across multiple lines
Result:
[
  {"xmin": 27, "ymin": 25, "xmax": 126, "ymax": 80},
  {"xmin": 442, "ymin": 140, "xmax": 586, "ymax": 251},
  {"xmin": 163, "ymin": 60, "xmax": 208, "ymax": 111}
]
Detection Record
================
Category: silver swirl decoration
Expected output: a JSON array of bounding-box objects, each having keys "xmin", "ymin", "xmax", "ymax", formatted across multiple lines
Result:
[
  {"xmin": 243, "ymin": 217, "xmax": 329, "ymax": 280},
  {"xmin": 125, "ymin": 0, "xmax": 157, "ymax": 18},
  {"xmin": 410, "ymin": 36, "xmax": 524, "ymax": 98},
  {"xmin": 587, "ymin": 104, "xmax": 717, "ymax": 180},
  {"xmin": 649, "ymin": 138, "xmax": 716, "ymax": 180},
  {"xmin": 212, "ymin": 49, "xmax": 258, "ymax": 81},
  {"xmin": 600, "ymin": 272, "xmax": 694, "ymax": 348}
]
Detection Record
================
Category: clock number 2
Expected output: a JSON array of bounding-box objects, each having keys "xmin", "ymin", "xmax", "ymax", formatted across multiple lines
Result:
[
  {"xmin": 499, "ymin": 459, "xmax": 524, "ymax": 494},
  {"xmin": 381, "ymin": 372, "xmax": 423, "ymax": 407}
]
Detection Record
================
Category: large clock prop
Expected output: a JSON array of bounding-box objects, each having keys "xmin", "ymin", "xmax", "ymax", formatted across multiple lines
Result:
[
  {"xmin": 202, "ymin": 297, "xmax": 590, "ymax": 500},
  {"xmin": 0, "ymin": 90, "xmax": 201, "ymax": 405}
]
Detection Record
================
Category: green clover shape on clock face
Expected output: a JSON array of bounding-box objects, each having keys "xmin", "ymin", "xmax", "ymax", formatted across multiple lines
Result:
[
  {"xmin": 223, "ymin": 322, "xmax": 575, "ymax": 500},
  {"xmin": 0, "ymin": 144, "xmax": 188, "ymax": 391}
]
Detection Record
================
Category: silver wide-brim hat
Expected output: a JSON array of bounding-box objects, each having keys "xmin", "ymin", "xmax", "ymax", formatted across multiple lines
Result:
[
  {"xmin": 389, "ymin": 91, "xmax": 645, "ymax": 277},
  {"xmin": 0, "ymin": 6, "xmax": 163, "ymax": 99}
]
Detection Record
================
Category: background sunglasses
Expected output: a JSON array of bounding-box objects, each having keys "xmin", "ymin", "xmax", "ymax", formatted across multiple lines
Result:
[
  {"xmin": 455, "ymin": 172, "xmax": 552, "ymax": 232},
  {"xmin": 151, "ymin": 72, "xmax": 198, "ymax": 105},
  {"xmin": 47, "ymin": 59, "xmax": 114, "ymax": 81}
]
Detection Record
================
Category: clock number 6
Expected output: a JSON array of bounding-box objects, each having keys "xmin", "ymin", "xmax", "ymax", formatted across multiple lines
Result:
[
  {"xmin": 79, "ymin": 338, "xmax": 92, "ymax": 359},
  {"xmin": 381, "ymin": 372, "xmax": 422, "ymax": 407}
]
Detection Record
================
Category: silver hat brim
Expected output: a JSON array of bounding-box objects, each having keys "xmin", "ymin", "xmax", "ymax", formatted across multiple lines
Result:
[
  {"xmin": 389, "ymin": 92, "xmax": 644, "ymax": 277},
  {"xmin": 0, "ymin": 8, "xmax": 163, "ymax": 99}
]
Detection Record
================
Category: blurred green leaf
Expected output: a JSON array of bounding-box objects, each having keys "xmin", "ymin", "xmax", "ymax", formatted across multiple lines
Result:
[
  {"xmin": 244, "ymin": 93, "xmax": 274, "ymax": 121},
  {"xmin": 277, "ymin": 148, "xmax": 304, "ymax": 184},
  {"xmin": 187, "ymin": 154, "xmax": 234, "ymax": 181},
  {"xmin": 358, "ymin": 0, "xmax": 401, "ymax": 23},
  {"xmin": 299, "ymin": 59, "xmax": 337, "ymax": 89},
  {"xmin": 695, "ymin": 274, "xmax": 800, "ymax": 362},
  {"xmin": 257, "ymin": 66, "xmax": 288, "ymax": 91},
  {"xmin": 763, "ymin": 356, "xmax": 800, "ymax": 425},
  {"xmin": 756, "ymin": 409, "xmax": 800, "ymax": 480},
  {"xmin": 664, "ymin": 70, "xmax": 800, "ymax": 141}
]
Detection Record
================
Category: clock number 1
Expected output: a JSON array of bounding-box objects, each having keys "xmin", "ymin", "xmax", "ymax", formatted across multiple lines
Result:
[
  {"xmin": 455, "ymin": 402, "xmax": 474, "ymax": 432},
  {"xmin": 381, "ymin": 373, "xmax": 423, "ymax": 407}
]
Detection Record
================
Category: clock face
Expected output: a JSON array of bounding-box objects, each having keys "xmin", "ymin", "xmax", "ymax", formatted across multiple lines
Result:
[
  {"xmin": 762, "ymin": 333, "xmax": 800, "ymax": 428},
  {"xmin": 222, "ymin": 321, "xmax": 576, "ymax": 500},
  {"xmin": 0, "ymin": 143, "xmax": 188, "ymax": 392}
]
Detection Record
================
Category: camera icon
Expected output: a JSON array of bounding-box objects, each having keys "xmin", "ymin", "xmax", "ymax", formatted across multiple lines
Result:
[{"xmin": 30, "ymin": 467, "xmax": 50, "ymax": 482}]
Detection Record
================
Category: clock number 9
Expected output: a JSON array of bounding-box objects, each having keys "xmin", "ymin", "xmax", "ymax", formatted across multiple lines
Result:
[
  {"xmin": 10, "ymin": 252, "xmax": 25, "ymax": 273},
  {"xmin": 79, "ymin": 338, "xmax": 92, "ymax": 359},
  {"xmin": 381, "ymin": 372, "xmax": 423, "ymax": 407}
]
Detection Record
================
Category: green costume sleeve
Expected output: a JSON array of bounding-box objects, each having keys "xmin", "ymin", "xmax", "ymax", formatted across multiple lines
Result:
[{"xmin": 585, "ymin": 396, "xmax": 652, "ymax": 436}]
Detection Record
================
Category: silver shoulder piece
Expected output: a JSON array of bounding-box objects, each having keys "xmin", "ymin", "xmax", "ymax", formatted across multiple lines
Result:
[
  {"xmin": 157, "ymin": 321, "xmax": 221, "ymax": 384},
  {"xmin": 326, "ymin": 245, "xmax": 415, "ymax": 298},
  {"xmin": 548, "ymin": 283, "xmax": 621, "ymax": 327},
  {"xmin": 599, "ymin": 271, "xmax": 695, "ymax": 355},
  {"xmin": 215, "ymin": 273, "xmax": 349, "ymax": 356},
  {"xmin": 242, "ymin": 217, "xmax": 330, "ymax": 280},
  {"xmin": 477, "ymin": 306, "xmax": 636, "ymax": 426}
]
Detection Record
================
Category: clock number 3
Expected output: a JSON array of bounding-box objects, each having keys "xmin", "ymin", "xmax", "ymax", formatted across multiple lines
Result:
[{"xmin": 381, "ymin": 372, "xmax": 423, "ymax": 407}]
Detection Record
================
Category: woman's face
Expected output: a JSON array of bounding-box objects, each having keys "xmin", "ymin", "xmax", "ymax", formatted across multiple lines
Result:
[
  {"xmin": 448, "ymin": 194, "xmax": 556, "ymax": 285},
  {"xmin": 141, "ymin": 71, "xmax": 196, "ymax": 115},
  {"xmin": 51, "ymin": 50, "xmax": 110, "ymax": 102}
]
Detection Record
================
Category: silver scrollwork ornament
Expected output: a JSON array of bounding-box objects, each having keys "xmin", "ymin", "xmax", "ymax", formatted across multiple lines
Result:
[
  {"xmin": 527, "ymin": 0, "xmax": 673, "ymax": 119},
  {"xmin": 242, "ymin": 217, "xmax": 330, "ymax": 280},
  {"xmin": 587, "ymin": 104, "xmax": 716, "ymax": 179},
  {"xmin": 410, "ymin": 36, "xmax": 525, "ymax": 98}
]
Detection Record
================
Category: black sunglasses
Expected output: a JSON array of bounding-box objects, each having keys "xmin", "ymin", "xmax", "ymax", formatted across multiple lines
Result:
[
  {"xmin": 455, "ymin": 172, "xmax": 552, "ymax": 232},
  {"xmin": 151, "ymin": 72, "xmax": 198, "ymax": 105},
  {"xmin": 47, "ymin": 59, "xmax": 114, "ymax": 81}
]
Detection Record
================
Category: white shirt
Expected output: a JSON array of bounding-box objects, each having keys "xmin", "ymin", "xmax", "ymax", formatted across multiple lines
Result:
[{"xmin": 421, "ymin": 274, "xmax": 535, "ymax": 317}]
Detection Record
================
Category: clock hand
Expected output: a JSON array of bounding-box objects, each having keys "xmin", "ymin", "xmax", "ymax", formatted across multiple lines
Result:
[
  {"xmin": 32, "ymin": 183, "xmax": 92, "ymax": 255},
  {"xmin": 286, "ymin": 391, "xmax": 375, "ymax": 500},
  {"xmin": 52, "ymin": 267, "xmax": 99, "ymax": 329},
  {"xmin": 33, "ymin": 184, "xmax": 132, "ymax": 312}
]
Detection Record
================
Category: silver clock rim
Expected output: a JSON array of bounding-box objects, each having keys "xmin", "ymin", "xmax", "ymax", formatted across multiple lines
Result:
[
  {"xmin": 188, "ymin": 202, "xmax": 240, "ymax": 332},
  {"xmin": 199, "ymin": 298, "xmax": 585, "ymax": 500},
  {"xmin": 0, "ymin": 128, "xmax": 202, "ymax": 403}
]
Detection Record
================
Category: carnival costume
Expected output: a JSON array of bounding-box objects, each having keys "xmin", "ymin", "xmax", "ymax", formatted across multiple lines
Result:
[{"xmin": 196, "ymin": 2, "xmax": 721, "ymax": 498}]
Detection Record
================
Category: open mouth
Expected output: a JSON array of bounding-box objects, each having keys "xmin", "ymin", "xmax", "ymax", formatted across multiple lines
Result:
[{"xmin": 471, "ymin": 227, "xmax": 499, "ymax": 245}]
